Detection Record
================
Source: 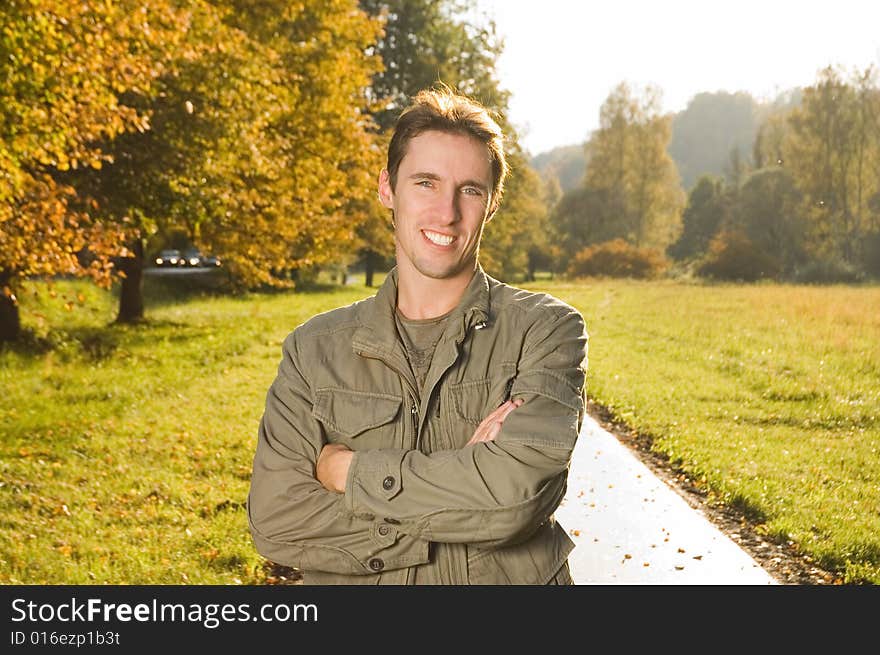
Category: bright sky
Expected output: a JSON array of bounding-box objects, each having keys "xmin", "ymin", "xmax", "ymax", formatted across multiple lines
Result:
[{"xmin": 475, "ymin": 0, "xmax": 880, "ymax": 155}]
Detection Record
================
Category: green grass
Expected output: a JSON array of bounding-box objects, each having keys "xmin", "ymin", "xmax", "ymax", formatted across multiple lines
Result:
[
  {"xmin": 526, "ymin": 278, "xmax": 880, "ymax": 584},
  {"xmin": 2, "ymin": 275, "xmax": 878, "ymax": 583},
  {"xmin": 1, "ymin": 276, "xmax": 380, "ymax": 584}
]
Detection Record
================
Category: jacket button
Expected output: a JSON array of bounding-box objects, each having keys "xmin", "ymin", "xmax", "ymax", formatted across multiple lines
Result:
[
  {"xmin": 382, "ymin": 476, "xmax": 395, "ymax": 491},
  {"xmin": 377, "ymin": 524, "xmax": 390, "ymax": 536},
  {"xmin": 369, "ymin": 558, "xmax": 384, "ymax": 571}
]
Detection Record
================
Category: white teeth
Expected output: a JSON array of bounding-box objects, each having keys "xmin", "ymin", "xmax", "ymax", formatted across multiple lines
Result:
[{"xmin": 423, "ymin": 230, "xmax": 454, "ymax": 246}]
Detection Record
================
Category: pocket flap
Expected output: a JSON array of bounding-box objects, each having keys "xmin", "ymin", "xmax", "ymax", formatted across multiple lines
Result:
[
  {"xmin": 449, "ymin": 364, "xmax": 517, "ymax": 425},
  {"xmin": 312, "ymin": 388, "xmax": 402, "ymax": 438}
]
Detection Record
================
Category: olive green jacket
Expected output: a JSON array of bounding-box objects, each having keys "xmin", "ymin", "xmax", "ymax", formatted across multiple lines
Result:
[{"xmin": 247, "ymin": 266, "xmax": 588, "ymax": 584}]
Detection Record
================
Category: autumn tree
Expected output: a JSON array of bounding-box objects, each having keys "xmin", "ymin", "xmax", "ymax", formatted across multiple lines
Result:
[
  {"xmin": 784, "ymin": 65, "xmax": 880, "ymax": 266},
  {"xmin": 74, "ymin": 0, "xmax": 383, "ymax": 320},
  {"xmin": 362, "ymin": 0, "xmax": 505, "ymax": 131},
  {"xmin": 667, "ymin": 176, "xmax": 728, "ymax": 261},
  {"xmin": 580, "ymin": 82, "xmax": 685, "ymax": 251},
  {"xmin": 753, "ymin": 111, "xmax": 792, "ymax": 170},
  {"xmin": 550, "ymin": 187, "xmax": 626, "ymax": 259},
  {"xmin": 0, "ymin": 0, "xmax": 185, "ymax": 340},
  {"xmin": 478, "ymin": 145, "xmax": 549, "ymax": 282}
]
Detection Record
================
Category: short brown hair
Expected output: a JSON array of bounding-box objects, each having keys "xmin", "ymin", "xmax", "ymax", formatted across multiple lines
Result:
[{"xmin": 386, "ymin": 84, "xmax": 509, "ymax": 215}]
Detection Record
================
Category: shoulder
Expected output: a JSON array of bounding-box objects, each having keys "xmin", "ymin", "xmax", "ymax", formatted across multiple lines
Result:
[
  {"xmin": 282, "ymin": 295, "xmax": 375, "ymax": 350},
  {"xmin": 487, "ymin": 276, "xmax": 585, "ymax": 331}
]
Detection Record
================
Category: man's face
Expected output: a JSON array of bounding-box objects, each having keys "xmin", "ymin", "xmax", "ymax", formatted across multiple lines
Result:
[{"xmin": 379, "ymin": 130, "xmax": 494, "ymax": 282}]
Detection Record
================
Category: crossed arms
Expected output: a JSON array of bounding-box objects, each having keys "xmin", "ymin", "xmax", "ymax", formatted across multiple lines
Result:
[{"xmin": 315, "ymin": 397, "xmax": 524, "ymax": 492}]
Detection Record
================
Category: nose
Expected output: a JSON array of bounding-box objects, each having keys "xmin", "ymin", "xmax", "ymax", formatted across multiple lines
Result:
[{"xmin": 435, "ymin": 187, "xmax": 461, "ymax": 225}]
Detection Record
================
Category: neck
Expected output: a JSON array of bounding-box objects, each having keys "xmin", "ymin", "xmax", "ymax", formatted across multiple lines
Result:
[{"xmin": 396, "ymin": 259, "xmax": 477, "ymax": 320}]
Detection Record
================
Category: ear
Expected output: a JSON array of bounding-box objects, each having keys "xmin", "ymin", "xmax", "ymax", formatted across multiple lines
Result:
[{"xmin": 378, "ymin": 169, "xmax": 394, "ymax": 209}]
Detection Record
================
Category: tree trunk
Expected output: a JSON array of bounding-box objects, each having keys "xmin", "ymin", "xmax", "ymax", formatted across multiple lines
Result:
[
  {"xmin": 364, "ymin": 250, "xmax": 376, "ymax": 287},
  {"xmin": 0, "ymin": 270, "xmax": 20, "ymax": 342},
  {"xmin": 116, "ymin": 238, "xmax": 145, "ymax": 324}
]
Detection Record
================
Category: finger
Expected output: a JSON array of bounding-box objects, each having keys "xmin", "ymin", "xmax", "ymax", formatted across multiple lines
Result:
[
  {"xmin": 472, "ymin": 402, "xmax": 511, "ymax": 435},
  {"xmin": 484, "ymin": 400, "xmax": 514, "ymax": 423},
  {"xmin": 497, "ymin": 400, "xmax": 522, "ymax": 423},
  {"xmin": 485, "ymin": 420, "xmax": 503, "ymax": 442},
  {"xmin": 469, "ymin": 421, "xmax": 500, "ymax": 444},
  {"xmin": 468, "ymin": 400, "xmax": 518, "ymax": 446},
  {"xmin": 466, "ymin": 423, "xmax": 487, "ymax": 446},
  {"xmin": 468, "ymin": 414, "xmax": 501, "ymax": 444}
]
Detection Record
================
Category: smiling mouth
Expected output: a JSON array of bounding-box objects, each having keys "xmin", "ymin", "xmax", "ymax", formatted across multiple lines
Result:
[{"xmin": 422, "ymin": 229, "xmax": 455, "ymax": 246}]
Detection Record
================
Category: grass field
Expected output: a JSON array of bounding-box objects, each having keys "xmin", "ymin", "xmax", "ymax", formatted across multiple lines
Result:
[
  {"xmin": 536, "ymin": 278, "xmax": 880, "ymax": 584},
  {"xmin": 1, "ymin": 275, "xmax": 878, "ymax": 583}
]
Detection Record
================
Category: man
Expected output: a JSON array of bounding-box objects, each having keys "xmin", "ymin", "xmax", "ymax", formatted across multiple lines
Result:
[{"xmin": 247, "ymin": 85, "xmax": 588, "ymax": 584}]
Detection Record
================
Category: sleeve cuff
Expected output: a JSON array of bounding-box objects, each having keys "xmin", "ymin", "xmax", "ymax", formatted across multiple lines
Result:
[{"xmin": 344, "ymin": 448, "xmax": 408, "ymax": 516}]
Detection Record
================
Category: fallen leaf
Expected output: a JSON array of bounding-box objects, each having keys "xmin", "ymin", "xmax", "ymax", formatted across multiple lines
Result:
[
  {"xmin": 677, "ymin": 548, "xmax": 686, "ymax": 553},
  {"xmin": 624, "ymin": 554, "xmax": 632, "ymax": 559},
  {"xmin": 675, "ymin": 566, "xmax": 684, "ymax": 571},
  {"xmin": 693, "ymin": 555, "xmax": 703, "ymax": 560},
  {"xmin": 570, "ymin": 529, "xmax": 581, "ymax": 537}
]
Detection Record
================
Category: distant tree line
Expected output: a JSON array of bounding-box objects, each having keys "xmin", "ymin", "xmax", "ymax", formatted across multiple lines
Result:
[{"xmin": 546, "ymin": 65, "xmax": 880, "ymax": 283}]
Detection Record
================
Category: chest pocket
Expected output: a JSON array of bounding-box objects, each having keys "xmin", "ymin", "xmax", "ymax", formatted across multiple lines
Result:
[
  {"xmin": 311, "ymin": 388, "xmax": 403, "ymax": 449},
  {"xmin": 445, "ymin": 363, "xmax": 517, "ymax": 448}
]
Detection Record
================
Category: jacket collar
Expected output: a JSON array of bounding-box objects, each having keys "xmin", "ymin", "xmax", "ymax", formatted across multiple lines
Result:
[{"xmin": 352, "ymin": 264, "xmax": 491, "ymax": 358}]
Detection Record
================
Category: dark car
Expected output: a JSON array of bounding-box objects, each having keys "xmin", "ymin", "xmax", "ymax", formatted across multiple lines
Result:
[
  {"xmin": 155, "ymin": 249, "xmax": 185, "ymax": 267},
  {"xmin": 201, "ymin": 254, "xmax": 221, "ymax": 267},
  {"xmin": 182, "ymin": 248, "xmax": 204, "ymax": 267}
]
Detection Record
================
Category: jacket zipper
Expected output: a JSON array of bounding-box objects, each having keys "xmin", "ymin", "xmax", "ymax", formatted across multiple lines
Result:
[
  {"xmin": 410, "ymin": 402, "xmax": 418, "ymax": 443},
  {"xmin": 357, "ymin": 315, "xmax": 484, "ymax": 450}
]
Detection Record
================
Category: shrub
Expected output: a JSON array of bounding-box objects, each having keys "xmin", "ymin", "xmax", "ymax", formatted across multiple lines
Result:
[
  {"xmin": 697, "ymin": 230, "xmax": 781, "ymax": 281},
  {"xmin": 793, "ymin": 258, "xmax": 864, "ymax": 284},
  {"xmin": 566, "ymin": 239, "xmax": 669, "ymax": 279},
  {"xmin": 860, "ymin": 231, "xmax": 880, "ymax": 279}
]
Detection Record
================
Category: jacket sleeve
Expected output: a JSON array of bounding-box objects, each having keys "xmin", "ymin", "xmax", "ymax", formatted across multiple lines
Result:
[
  {"xmin": 343, "ymin": 307, "xmax": 588, "ymax": 549},
  {"xmin": 247, "ymin": 330, "xmax": 430, "ymax": 574}
]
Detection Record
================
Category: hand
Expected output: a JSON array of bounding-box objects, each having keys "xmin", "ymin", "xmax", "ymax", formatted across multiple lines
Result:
[
  {"xmin": 316, "ymin": 443, "xmax": 354, "ymax": 493},
  {"xmin": 466, "ymin": 398, "xmax": 523, "ymax": 446}
]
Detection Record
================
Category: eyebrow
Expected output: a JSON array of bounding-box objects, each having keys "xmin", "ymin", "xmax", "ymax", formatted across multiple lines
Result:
[{"xmin": 408, "ymin": 172, "xmax": 490, "ymax": 193}]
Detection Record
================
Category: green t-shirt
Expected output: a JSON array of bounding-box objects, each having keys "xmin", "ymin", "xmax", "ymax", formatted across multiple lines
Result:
[{"xmin": 394, "ymin": 308, "xmax": 451, "ymax": 395}]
